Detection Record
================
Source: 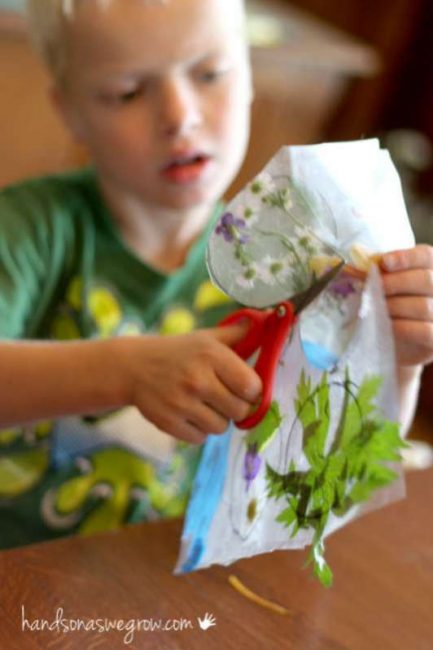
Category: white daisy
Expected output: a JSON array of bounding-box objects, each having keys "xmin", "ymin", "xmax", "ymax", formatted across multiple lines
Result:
[
  {"xmin": 249, "ymin": 172, "xmax": 275, "ymax": 198},
  {"xmin": 294, "ymin": 224, "xmax": 312, "ymax": 240},
  {"xmin": 233, "ymin": 201, "xmax": 260, "ymax": 227},
  {"xmin": 259, "ymin": 255, "xmax": 292, "ymax": 285},
  {"xmin": 280, "ymin": 186, "xmax": 293, "ymax": 212},
  {"xmin": 236, "ymin": 264, "xmax": 259, "ymax": 290}
]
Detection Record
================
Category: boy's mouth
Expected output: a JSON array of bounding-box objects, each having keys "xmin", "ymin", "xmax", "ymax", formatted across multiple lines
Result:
[{"xmin": 161, "ymin": 153, "xmax": 213, "ymax": 184}]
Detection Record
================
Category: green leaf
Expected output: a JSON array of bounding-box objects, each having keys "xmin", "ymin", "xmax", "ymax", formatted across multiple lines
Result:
[
  {"xmin": 345, "ymin": 420, "xmax": 406, "ymax": 480},
  {"xmin": 267, "ymin": 366, "xmax": 405, "ymax": 590},
  {"xmin": 357, "ymin": 376, "xmax": 383, "ymax": 417},
  {"xmin": 246, "ymin": 401, "xmax": 283, "ymax": 452},
  {"xmin": 314, "ymin": 557, "xmax": 333, "ymax": 588},
  {"xmin": 265, "ymin": 463, "xmax": 305, "ymax": 499},
  {"xmin": 306, "ymin": 540, "xmax": 333, "ymax": 588},
  {"xmin": 311, "ymin": 481, "xmax": 334, "ymax": 514},
  {"xmin": 348, "ymin": 464, "xmax": 398, "ymax": 503},
  {"xmin": 276, "ymin": 502, "xmax": 298, "ymax": 529},
  {"xmin": 333, "ymin": 371, "xmax": 362, "ymax": 450},
  {"xmin": 340, "ymin": 375, "xmax": 382, "ymax": 449},
  {"xmin": 297, "ymin": 373, "xmax": 330, "ymax": 465},
  {"xmin": 295, "ymin": 370, "xmax": 312, "ymax": 418}
]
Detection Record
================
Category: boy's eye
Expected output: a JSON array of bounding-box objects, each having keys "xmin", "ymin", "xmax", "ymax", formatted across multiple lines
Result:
[
  {"xmin": 117, "ymin": 87, "xmax": 142, "ymax": 103},
  {"xmin": 196, "ymin": 68, "xmax": 227, "ymax": 84},
  {"xmin": 99, "ymin": 86, "xmax": 144, "ymax": 105},
  {"xmin": 199, "ymin": 70, "xmax": 219, "ymax": 83}
]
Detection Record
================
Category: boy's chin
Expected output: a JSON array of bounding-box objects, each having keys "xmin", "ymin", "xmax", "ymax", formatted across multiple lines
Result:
[
  {"xmin": 153, "ymin": 186, "xmax": 223, "ymax": 212},
  {"xmin": 158, "ymin": 199, "xmax": 217, "ymax": 214}
]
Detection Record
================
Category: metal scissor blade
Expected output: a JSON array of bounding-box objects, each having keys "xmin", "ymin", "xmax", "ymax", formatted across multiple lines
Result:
[{"xmin": 291, "ymin": 260, "xmax": 345, "ymax": 314}]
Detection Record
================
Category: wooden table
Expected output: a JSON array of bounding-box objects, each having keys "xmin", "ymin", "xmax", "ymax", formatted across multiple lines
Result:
[{"xmin": 0, "ymin": 468, "xmax": 432, "ymax": 649}]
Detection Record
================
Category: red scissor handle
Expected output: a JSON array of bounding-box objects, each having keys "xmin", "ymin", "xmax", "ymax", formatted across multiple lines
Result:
[
  {"xmin": 218, "ymin": 308, "xmax": 268, "ymax": 359},
  {"xmin": 219, "ymin": 302, "xmax": 297, "ymax": 430}
]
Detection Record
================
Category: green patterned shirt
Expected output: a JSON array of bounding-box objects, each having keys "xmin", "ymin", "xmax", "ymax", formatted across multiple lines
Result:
[{"xmin": 0, "ymin": 168, "xmax": 234, "ymax": 549}]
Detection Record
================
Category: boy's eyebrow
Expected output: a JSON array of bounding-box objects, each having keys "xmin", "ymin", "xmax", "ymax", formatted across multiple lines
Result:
[
  {"xmin": 187, "ymin": 50, "xmax": 229, "ymax": 66},
  {"xmin": 98, "ymin": 50, "xmax": 229, "ymax": 82}
]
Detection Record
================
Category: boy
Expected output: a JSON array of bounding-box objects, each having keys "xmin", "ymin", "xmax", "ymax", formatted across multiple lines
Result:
[{"xmin": 0, "ymin": 0, "xmax": 431, "ymax": 548}]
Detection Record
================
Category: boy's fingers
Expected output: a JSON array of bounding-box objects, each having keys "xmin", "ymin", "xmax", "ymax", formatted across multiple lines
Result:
[
  {"xmin": 201, "ymin": 323, "xmax": 262, "ymax": 403},
  {"xmin": 381, "ymin": 244, "xmax": 433, "ymax": 272},
  {"xmin": 179, "ymin": 422, "xmax": 207, "ymax": 445},
  {"xmin": 186, "ymin": 403, "xmax": 229, "ymax": 435},
  {"xmin": 392, "ymin": 319, "xmax": 433, "ymax": 350},
  {"xmin": 212, "ymin": 322, "xmax": 251, "ymax": 347},
  {"xmin": 208, "ymin": 318, "xmax": 255, "ymax": 348},
  {"xmin": 153, "ymin": 412, "xmax": 206, "ymax": 445},
  {"xmin": 214, "ymin": 346, "xmax": 262, "ymax": 404},
  {"xmin": 382, "ymin": 269, "xmax": 433, "ymax": 297},
  {"xmin": 387, "ymin": 296, "xmax": 433, "ymax": 321},
  {"xmin": 205, "ymin": 382, "xmax": 253, "ymax": 422}
]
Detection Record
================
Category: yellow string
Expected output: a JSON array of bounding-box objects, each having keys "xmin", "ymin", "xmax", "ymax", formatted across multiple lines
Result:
[{"xmin": 228, "ymin": 575, "xmax": 291, "ymax": 616}]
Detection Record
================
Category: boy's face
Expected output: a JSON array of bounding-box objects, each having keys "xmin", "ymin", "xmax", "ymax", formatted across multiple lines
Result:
[{"xmin": 58, "ymin": 0, "xmax": 252, "ymax": 211}]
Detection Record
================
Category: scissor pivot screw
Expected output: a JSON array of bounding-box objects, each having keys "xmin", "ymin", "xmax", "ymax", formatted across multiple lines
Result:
[{"xmin": 276, "ymin": 305, "xmax": 286, "ymax": 318}]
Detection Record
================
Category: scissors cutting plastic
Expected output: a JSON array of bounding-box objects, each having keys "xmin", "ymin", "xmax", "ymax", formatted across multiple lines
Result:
[{"xmin": 219, "ymin": 262, "xmax": 344, "ymax": 430}]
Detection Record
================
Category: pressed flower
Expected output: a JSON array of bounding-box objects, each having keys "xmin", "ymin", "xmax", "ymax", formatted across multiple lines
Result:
[
  {"xmin": 236, "ymin": 265, "xmax": 258, "ymax": 289},
  {"xmin": 280, "ymin": 187, "xmax": 293, "ymax": 211},
  {"xmin": 233, "ymin": 202, "xmax": 259, "ymax": 227},
  {"xmin": 243, "ymin": 445, "xmax": 262, "ymax": 489},
  {"xmin": 259, "ymin": 255, "xmax": 292, "ymax": 285},
  {"xmin": 329, "ymin": 277, "xmax": 356, "ymax": 299},
  {"xmin": 249, "ymin": 172, "xmax": 274, "ymax": 196},
  {"xmin": 215, "ymin": 212, "xmax": 249, "ymax": 244},
  {"xmin": 242, "ymin": 206, "xmax": 259, "ymax": 227},
  {"xmin": 294, "ymin": 225, "xmax": 312, "ymax": 239}
]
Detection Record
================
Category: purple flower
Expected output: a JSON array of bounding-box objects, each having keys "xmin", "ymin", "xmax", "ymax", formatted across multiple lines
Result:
[
  {"xmin": 243, "ymin": 445, "xmax": 262, "ymax": 489},
  {"xmin": 330, "ymin": 277, "xmax": 356, "ymax": 299},
  {"xmin": 215, "ymin": 212, "xmax": 249, "ymax": 244}
]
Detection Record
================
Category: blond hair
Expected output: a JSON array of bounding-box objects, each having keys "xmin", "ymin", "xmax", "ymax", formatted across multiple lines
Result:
[
  {"xmin": 26, "ymin": 0, "xmax": 246, "ymax": 83},
  {"xmin": 26, "ymin": 0, "xmax": 120, "ymax": 80}
]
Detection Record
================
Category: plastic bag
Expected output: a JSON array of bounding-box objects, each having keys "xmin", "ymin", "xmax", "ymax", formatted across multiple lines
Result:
[{"xmin": 176, "ymin": 140, "xmax": 414, "ymax": 585}]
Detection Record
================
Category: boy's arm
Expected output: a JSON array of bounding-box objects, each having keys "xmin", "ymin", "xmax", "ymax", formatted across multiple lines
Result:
[
  {"xmin": 0, "ymin": 339, "xmax": 127, "ymax": 426},
  {"xmin": 381, "ymin": 244, "xmax": 433, "ymax": 434},
  {"xmin": 0, "ymin": 326, "xmax": 262, "ymax": 444}
]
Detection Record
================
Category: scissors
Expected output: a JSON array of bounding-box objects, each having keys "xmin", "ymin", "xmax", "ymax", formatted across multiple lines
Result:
[{"xmin": 219, "ymin": 262, "xmax": 344, "ymax": 430}]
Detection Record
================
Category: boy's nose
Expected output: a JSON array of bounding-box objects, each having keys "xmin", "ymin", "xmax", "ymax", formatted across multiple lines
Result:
[{"xmin": 159, "ymin": 78, "xmax": 202, "ymax": 138}]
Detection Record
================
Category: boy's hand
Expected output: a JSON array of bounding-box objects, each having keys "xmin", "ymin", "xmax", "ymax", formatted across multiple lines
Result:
[
  {"xmin": 381, "ymin": 244, "xmax": 433, "ymax": 367},
  {"xmin": 118, "ymin": 325, "xmax": 262, "ymax": 445}
]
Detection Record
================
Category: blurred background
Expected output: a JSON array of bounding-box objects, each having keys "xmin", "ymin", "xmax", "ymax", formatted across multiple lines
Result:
[{"xmin": 0, "ymin": 0, "xmax": 432, "ymax": 444}]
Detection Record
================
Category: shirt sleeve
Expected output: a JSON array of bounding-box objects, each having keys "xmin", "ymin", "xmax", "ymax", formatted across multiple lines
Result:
[{"xmin": 0, "ymin": 180, "xmax": 75, "ymax": 338}]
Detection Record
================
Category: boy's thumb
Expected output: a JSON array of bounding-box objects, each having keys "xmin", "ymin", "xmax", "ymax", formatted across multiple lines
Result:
[{"xmin": 213, "ymin": 322, "xmax": 250, "ymax": 347}]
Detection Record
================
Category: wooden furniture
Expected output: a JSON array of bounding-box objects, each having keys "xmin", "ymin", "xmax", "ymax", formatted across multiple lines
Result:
[
  {"xmin": 231, "ymin": 0, "xmax": 379, "ymax": 195},
  {"xmin": 0, "ymin": 22, "xmax": 87, "ymax": 189},
  {"xmin": 0, "ymin": 468, "xmax": 432, "ymax": 649},
  {"xmin": 286, "ymin": 0, "xmax": 428, "ymax": 140}
]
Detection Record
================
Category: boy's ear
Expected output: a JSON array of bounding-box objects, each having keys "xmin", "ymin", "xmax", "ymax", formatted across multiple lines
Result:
[{"xmin": 49, "ymin": 84, "xmax": 87, "ymax": 144}]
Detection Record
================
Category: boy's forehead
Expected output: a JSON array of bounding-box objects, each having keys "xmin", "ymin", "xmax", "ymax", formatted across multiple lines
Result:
[{"xmin": 66, "ymin": 0, "xmax": 246, "ymax": 77}]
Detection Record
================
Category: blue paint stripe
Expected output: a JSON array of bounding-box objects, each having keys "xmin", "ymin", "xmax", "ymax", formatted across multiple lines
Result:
[
  {"xmin": 302, "ymin": 340, "xmax": 338, "ymax": 370},
  {"xmin": 179, "ymin": 426, "xmax": 233, "ymax": 572}
]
